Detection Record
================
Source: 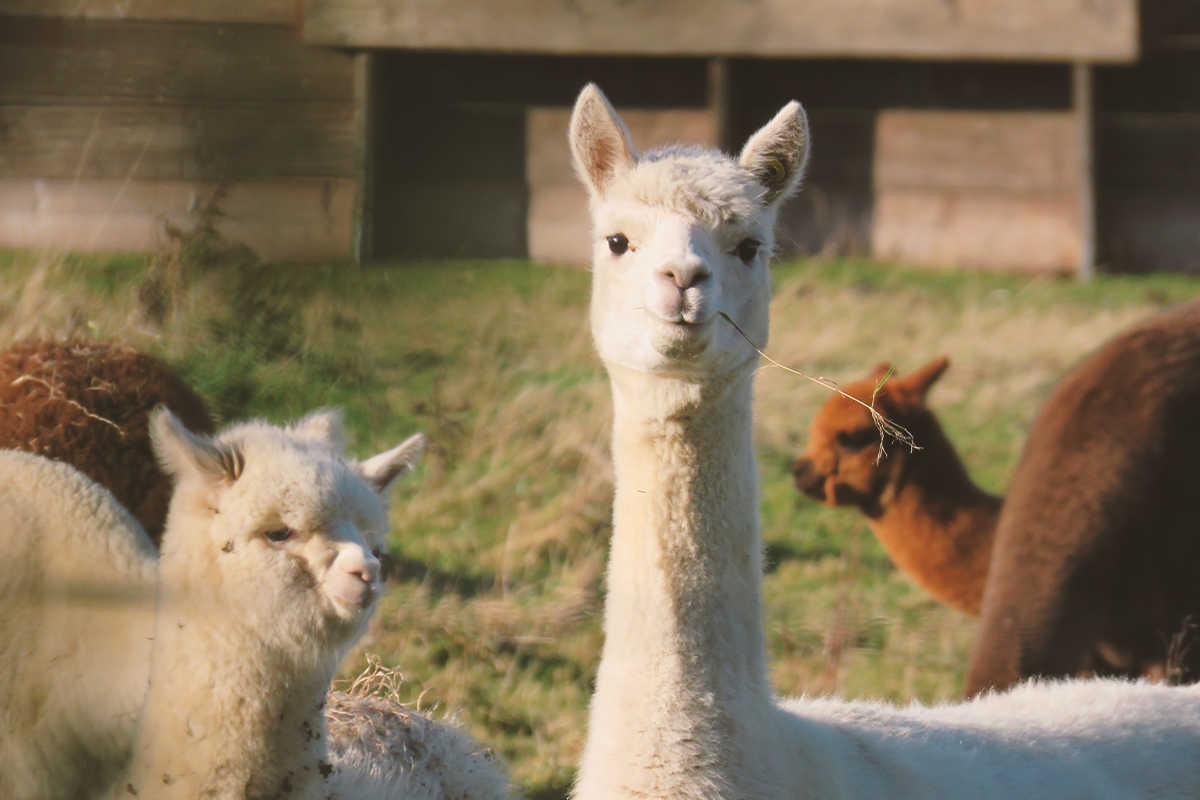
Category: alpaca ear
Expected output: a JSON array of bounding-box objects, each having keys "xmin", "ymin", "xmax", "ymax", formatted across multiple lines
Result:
[
  {"xmin": 292, "ymin": 408, "xmax": 346, "ymax": 452},
  {"xmin": 360, "ymin": 433, "xmax": 426, "ymax": 495},
  {"xmin": 569, "ymin": 83, "xmax": 636, "ymax": 198},
  {"xmin": 150, "ymin": 407, "xmax": 244, "ymax": 484},
  {"xmin": 893, "ymin": 357, "xmax": 950, "ymax": 404},
  {"xmin": 738, "ymin": 100, "xmax": 810, "ymax": 206}
]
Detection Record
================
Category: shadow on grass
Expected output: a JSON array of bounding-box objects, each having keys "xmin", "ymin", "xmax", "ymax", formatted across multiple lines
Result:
[
  {"xmin": 525, "ymin": 781, "xmax": 574, "ymax": 800},
  {"xmin": 385, "ymin": 553, "xmax": 496, "ymax": 598}
]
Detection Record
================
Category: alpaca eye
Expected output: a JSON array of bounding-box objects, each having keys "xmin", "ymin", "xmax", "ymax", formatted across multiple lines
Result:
[
  {"xmin": 837, "ymin": 428, "xmax": 880, "ymax": 453},
  {"xmin": 607, "ymin": 233, "xmax": 630, "ymax": 255},
  {"xmin": 263, "ymin": 527, "xmax": 295, "ymax": 544},
  {"xmin": 735, "ymin": 239, "xmax": 761, "ymax": 263}
]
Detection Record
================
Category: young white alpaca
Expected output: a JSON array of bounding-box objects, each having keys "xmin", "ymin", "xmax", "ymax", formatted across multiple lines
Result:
[
  {"xmin": 569, "ymin": 82, "xmax": 1200, "ymax": 800},
  {"xmin": 119, "ymin": 409, "xmax": 421, "ymax": 798},
  {"xmin": 0, "ymin": 411, "xmax": 439, "ymax": 799}
]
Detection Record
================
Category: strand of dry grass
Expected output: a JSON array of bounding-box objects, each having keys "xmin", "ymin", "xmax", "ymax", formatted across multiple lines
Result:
[{"xmin": 718, "ymin": 311, "xmax": 916, "ymax": 458}]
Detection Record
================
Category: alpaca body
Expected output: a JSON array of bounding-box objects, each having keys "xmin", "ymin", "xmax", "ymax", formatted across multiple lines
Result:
[
  {"xmin": 968, "ymin": 298, "xmax": 1200, "ymax": 694},
  {"xmin": 792, "ymin": 360, "xmax": 1000, "ymax": 615},
  {"xmin": 569, "ymin": 83, "xmax": 1200, "ymax": 800},
  {"xmin": 0, "ymin": 451, "xmax": 156, "ymax": 800},
  {"xmin": 0, "ymin": 339, "xmax": 215, "ymax": 544},
  {"xmin": 326, "ymin": 689, "xmax": 510, "ymax": 800}
]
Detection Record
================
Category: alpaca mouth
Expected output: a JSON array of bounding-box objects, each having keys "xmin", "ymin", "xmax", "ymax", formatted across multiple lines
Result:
[{"xmin": 326, "ymin": 582, "xmax": 378, "ymax": 618}]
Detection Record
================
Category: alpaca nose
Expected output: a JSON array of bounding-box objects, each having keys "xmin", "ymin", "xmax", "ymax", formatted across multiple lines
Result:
[
  {"xmin": 337, "ymin": 546, "xmax": 381, "ymax": 585},
  {"xmin": 792, "ymin": 458, "xmax": 827, "ymax": 501},
  {"xmin": 659, "ymin": 258, "xmax": 710, "ymax": 290}
]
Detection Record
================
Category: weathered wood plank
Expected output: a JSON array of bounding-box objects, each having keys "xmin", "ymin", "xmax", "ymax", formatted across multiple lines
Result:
[
  {"xmin": 527, "ymin": 106, "xmax": 716, "ymax": 264},
  {"xmin": 873, "ymin": 189, "xmax": 1081, "ymax": 273},
  {"xmin": 0, "ymin": 178, "xmax": 353, "ymax": 261},
  {"xmin": 303, "ymin": 0, "xmax": 1138, "ymax": 62},
  {"xmin": 873, "ymin": 110, "xmax": 1084, "ymax": 272},
  {"xmin": 0, "ymin": 17, "xmax": 353, "ymax": 104},
  {"xmin": 0, "ymin": 102, "xmax": 355, "ymax": 180},
  {"xmin": 876, "ymin": 111, "xmax": 1080, "ymax": 194},
  {"xmin": 0, "ymin": 0, "xmax": 293, "ymax": 24}
]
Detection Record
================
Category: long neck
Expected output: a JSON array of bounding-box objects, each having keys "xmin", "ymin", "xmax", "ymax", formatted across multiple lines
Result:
[
  {"xmin": 576, "ymin": 366, "xmax": 775, "ymax": 800},
  {"xmin": 869, "ymin": 416, "xmax": 1001, "ymax": 616},
  {"xmin": 123, "ymin": 581, "xmax": 333, "ymax": 800}
]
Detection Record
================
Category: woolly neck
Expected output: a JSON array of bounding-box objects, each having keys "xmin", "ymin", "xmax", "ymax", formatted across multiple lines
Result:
[
  {"xmin": 121, "ymin": 580, "xmax": 336, "ymax": 799},
  {"xmin": 868, "ymin": 415, "xmax": 1001, "ymax": 616},
  {"xmin": 576, "ymin": 366, "xmax": 779, "ymax": 799}
]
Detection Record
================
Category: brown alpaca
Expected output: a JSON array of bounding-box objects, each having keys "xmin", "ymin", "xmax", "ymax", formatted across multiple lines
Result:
[
  {"xmin": 792, "ymin": 358, "xmax": 1001, "ymax": 616},
  {"xmin": 966, "ymin": 298, "xmax": 1200, "ymax": 695},
  {"xmin": 0, "ymin": 339, "xmax": 215, "ymax": 545}
]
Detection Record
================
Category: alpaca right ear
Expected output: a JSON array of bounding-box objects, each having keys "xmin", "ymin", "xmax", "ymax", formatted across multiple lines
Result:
[
  {"xmin": 739, "ymin": 101, "xmax": 810, "ymax": 206},
  {"xmin": 569, "ymin": 83, "xmax": 636, "ymax": 198},
  {"xmin": 360, "ymin": 433, "xmax": 426, "ymax": 495},
  {"xmin": 151, "ymin": 407, "xmax": 244, "ymax": 484},
  {"xmin": 893, "ymin": 357, "xmax": 950, "ymax": 404}
]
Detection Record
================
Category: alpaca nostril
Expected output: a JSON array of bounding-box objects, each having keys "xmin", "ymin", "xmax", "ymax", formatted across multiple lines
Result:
[{"xmin": 661, "ymin": 263, "xmax": 710, "ymax": 290}]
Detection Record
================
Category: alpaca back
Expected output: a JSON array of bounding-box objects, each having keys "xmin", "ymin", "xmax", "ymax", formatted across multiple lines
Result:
[
  {"xmin": 968, "ymin": 299, "xmax": 1200, "ymax": 693},
  {"xmin": 0, "ymin": 340, "xmax": 216, "ymax": 545},
  {"xmin": 325, "ymin": 692, "xmax": 509, "ymax": 800},
  {"xmin": 0, "ymin": 450, "xmax": 156, "ymax": 800},
  {"xmin": 779, "ymin": 679, "xmax": 1200, "ymax": 798}
]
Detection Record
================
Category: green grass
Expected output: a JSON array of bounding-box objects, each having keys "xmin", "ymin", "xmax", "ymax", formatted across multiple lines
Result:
[{"xmin": 3, "ymin": 247, "xmax": 1198, "ymax": 797}]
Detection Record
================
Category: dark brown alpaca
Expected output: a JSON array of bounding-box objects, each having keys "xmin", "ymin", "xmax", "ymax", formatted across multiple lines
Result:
[
  {"xmin": 792, "ymin": 358, "xmax": 1001, "ymax": 616},
  {"xmin": 966, "ymin": 298, "xmax": 1200, "ymax": 695},
  {"xmin": 0, "ymin": 339, "xmax": 215, "ymax": 545}
]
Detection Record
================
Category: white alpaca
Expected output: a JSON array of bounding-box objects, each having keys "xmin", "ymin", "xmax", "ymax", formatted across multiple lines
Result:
[
  {"xmin": 568, "ymin": 82, "xmax": 1200, "ymax": 800},
  {"xmin": 0, "ymin": 412, "xmax": 506, "ymax": 800}
]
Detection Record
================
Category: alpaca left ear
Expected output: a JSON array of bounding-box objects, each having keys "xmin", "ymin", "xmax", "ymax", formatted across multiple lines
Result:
[
  {"xmin": 360, "ymin": 433, "xmax": 426, "ymax": 495},
  {"xmin": 151, "ymin": 407, "xmax": 244, "ymax": 485},
  {"xmin": 292, "ymin": 408, "xmax": 346, "ymax": 452},
  {"xmin": 739, "ymin": 101, "xmax": 810, "ymax": 206}
]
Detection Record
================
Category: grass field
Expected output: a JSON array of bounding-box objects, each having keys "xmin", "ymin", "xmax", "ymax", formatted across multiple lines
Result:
[{"xmin": 3, "ymin": 245, "xmax": 1199, "ymax": 797}]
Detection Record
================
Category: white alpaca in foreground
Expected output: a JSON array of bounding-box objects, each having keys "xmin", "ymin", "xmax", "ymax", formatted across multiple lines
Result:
[
  {"xmin": 0, "ymin": 411, "xmax": 506, "ymax": 800},
  {"xmin": 568, "ymin": 82, "xmax": 1200, "ymax": 800}
]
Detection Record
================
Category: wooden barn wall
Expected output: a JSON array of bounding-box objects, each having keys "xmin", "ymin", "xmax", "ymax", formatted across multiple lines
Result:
[
  {"xmin": 1093, "ymin": 1, "xmax": 1200, "ymax": 274},
  {"xmin": 303, "ymin": 0, "xmax": 1137, "ymax": 63},
  {"xmin": 872, "ymin": 111, "xmax": 1082, "ymax": 273},
  {"xmin": 0, "ymin": 12, "xmax": 356, "ymax": 261},
  {"xmin": 368, "ymin": 53, "xmax": 708, "ymax": 261},
  {"xmin": 725, "ymin": 59, "xmax": 1072, "ymax": 261}
]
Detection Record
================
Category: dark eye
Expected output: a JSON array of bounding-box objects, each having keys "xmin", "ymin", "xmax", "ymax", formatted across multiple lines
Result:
[
  {"xmin": 735, "ymin": 238, "xmax": 761, "ymax": 263},
  {"xmin": 836, "ymin": 428, "xmax": 880, "ymax": 453},
  {"xmin": 263, "ymin": 527, "xmax": 295, "ymax": 544},
  {"xmin": 607, "ymin": 233, "xmax": 629, "ymax": 255}
]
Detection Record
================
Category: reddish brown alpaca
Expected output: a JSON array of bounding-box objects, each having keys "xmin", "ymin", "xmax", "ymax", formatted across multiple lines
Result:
[
  {"xmin": 792, "ymin": 359, "xmax": 1001, "ymax": 616},
  {"xmin": 0, "ymin": 339, "xmax": 215, "ymax": 545},
  {"xmin": 967, "ymin": 298, "xmax": 1200, "ymax": 695}
]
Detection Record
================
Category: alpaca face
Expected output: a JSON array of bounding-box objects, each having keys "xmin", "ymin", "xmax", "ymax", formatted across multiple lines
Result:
[
  {"xmin": 152, "ymin": 409, "xmax": 424, "ymax": 649},
  {"xmin": 570, "ymin": 84, "xmax": 809, "ymax": 380},
  {"xmin": 793, "ymin": 358, "xmax": 948, "ymax": 516}
]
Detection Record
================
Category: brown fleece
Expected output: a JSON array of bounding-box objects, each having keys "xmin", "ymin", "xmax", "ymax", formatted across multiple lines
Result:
[{"xmin": 0, "ymin": 339, "xmax": 215, "ymax": 546}]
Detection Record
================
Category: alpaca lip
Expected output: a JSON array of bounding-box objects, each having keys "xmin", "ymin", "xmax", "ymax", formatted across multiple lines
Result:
[{"xmin": 326, "ymin": 581, "xmax": 377, "ymax": 616}]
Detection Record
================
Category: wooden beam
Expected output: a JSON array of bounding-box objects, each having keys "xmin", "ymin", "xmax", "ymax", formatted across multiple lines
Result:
[
  {"xmin": 0, "ymin": 0, "xmax": 294, "ymax": 24},
  {"xmin": 0, "ymin": 18, "xmax": 353, "ymax": 105},
  {"xmin": 1074, "ymin": 61, "xmax": 1096, "ymax": 281},
  {"xmin": 707, "ymin": 59, "xmax": 731, "ymax": 154},
  {"xmin": 0, "ymin": 103, "xmax": 355, "ymax": 180},
  {"xmin": 0, "ymin": 177, "xmax": 353, "ymax": 261},
  {"xmin": 351, "ymin": 52, "xmax": 376, "ymax": 265},
  {"xmin": 303, "ymin": 0, "xmax": 1138, "ymax": 63}
]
